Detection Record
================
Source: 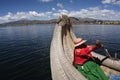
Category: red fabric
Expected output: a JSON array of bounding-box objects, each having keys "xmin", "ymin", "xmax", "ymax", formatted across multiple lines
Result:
[{"xmin": 74, "ymin": 45, "xmax": 95, "ymax": 65}]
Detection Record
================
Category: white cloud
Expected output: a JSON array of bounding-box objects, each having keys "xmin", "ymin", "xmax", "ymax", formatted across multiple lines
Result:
[
  {"xmin": 114, "ymin": 0, "xmax": 120, "ymax": 5},
  {"xmin": 67, "ymin": 7, "xmax": 120, "ymax": 20},
  {"xmin": 58, "ymin": 9, "xmax": 68, "ymax": 14},
  {"xmin": 38, "ymin": 0, "xmax": 52, "ymax": 2},
  {"xmin": 102, "ymin": 0, "xmax": 120, "ymax": 5},
  {"xmin": 102, "ymin": 0, "xmax": 114, "ymax": 4},
  {"xmin": 57, "ymin": 3, "xmax": 63, "ymax": 8},
  {"xmin": 52, "ymin": 7, "xmax": 120, "ymax": 20},
  {"xmin": 52, "ymin": 13, "xmax": 60, "ymax": 17},
  {"xmin": 0, "ymin": 7, "xmax": 120, "ymax": 23},
  {"xmin": 0, "ymin": 11, "xmax": 52, "ymax": 23},
  {"xmin": 52, "ymin": 9, "xmax": 68, "ymax": 18},
  {"xmin": 70, "ymin": 0, "xmax": 73, "ymax": 3},
  {"xmin": 52, "ymin": 8, "xmax": 56, "ymax": 11}
]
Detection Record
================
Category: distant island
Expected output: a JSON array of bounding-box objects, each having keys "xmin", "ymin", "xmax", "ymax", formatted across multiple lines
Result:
[{"xmin": 0, "ymin": 17, "xmax": 120, "ymax": 26}]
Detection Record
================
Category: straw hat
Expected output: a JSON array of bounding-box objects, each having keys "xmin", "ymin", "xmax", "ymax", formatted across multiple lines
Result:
[{"xmin": 74, "ymin": 38, "xmax": 87, "ymax": 47}]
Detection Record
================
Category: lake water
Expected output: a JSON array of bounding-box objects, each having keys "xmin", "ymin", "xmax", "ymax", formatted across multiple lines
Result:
[
  {"xmin": 0, "ymin": 24, "xmax": 120, "ymax": 80},
  {"xmin": 73, "ymin": 24, "xmax": 120, "ymax": 58}
]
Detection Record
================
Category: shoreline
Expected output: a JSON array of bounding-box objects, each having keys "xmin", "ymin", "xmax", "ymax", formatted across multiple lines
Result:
[{"xmin": 0, "ymin": 17, "xmax": 120, "ymax": 26}]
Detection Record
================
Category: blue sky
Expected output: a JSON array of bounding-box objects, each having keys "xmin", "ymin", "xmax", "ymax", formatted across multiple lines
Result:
[{"xmin": 0, "ymin": 0, "xmax": 120, "ymax": 23}]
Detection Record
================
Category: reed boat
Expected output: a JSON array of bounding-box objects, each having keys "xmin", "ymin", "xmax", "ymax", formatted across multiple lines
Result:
[{"xmin": 50, "ymin": 15, "xmax": 120, "ymax": 80}]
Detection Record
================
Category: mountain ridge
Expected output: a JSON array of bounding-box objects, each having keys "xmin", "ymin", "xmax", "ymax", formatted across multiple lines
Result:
[{"xmin": 0, "ymin": 17, "xmax": 120, "ymax": 26}]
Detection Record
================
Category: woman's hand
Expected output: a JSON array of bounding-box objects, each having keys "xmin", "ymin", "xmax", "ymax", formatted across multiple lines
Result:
[{"xmin": 95, "ymin": 40, "xmax": 104, "ymax": 48}]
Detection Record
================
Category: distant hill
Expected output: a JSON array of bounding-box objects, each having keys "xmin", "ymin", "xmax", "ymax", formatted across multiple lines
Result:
[
  {"xmin": 69, "ymin": 17, "xmax": 120, "ymax": 25},
  {"xmin": 0, "ymin": 19, "xmax": 57, "ymax": 26},
  {"xmin": 0, "ymin": 17, "xmax": 120, "ymax": 26}
]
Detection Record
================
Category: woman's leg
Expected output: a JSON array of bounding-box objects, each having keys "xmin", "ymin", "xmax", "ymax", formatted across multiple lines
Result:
[{"xmin": 76, "ymin": 61, "xmax": 108, "ymax": 80}]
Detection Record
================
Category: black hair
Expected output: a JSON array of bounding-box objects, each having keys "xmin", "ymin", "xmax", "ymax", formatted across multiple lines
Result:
[{"xmin": 75, "ymin": 43, "xmax": 87, "ymax": 49}]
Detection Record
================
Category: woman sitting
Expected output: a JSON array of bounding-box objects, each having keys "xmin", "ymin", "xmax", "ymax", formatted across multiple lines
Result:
[{"xmin": 73, "ymin": 38, "xmax": 108, "ymax": 80}]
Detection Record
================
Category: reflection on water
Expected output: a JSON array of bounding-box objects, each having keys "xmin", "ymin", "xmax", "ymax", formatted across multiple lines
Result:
[
  {"xmin": 73, "ymin": 24, "xmax": 120, "ymax": 58},
  {"xmin": 0, "ymin": 24, "xmax": 55, "ymax": 80},
  {"xmin": 0, "ymin": 24, "xmax": 120, "ymax": 80}
]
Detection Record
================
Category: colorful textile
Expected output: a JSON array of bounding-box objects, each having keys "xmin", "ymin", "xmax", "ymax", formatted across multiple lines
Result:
[
  {"xmin": 76, "ymin": 61, "xmax": 108, "ymax": 80},
  {"xmin": 108, "ymin": 74, "xmax": 120, "ymax": 80},
  {"xmin": 74, "ymin": 45, "xmax": 95, "ymax": 65}
]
